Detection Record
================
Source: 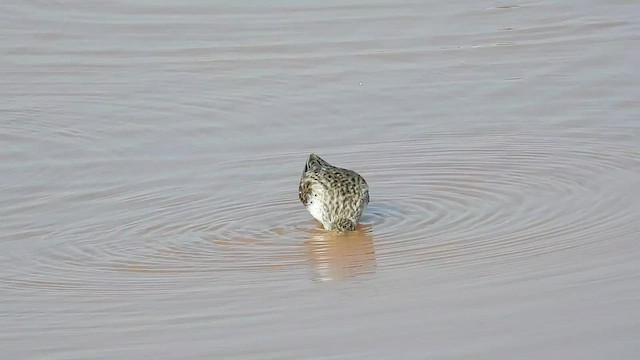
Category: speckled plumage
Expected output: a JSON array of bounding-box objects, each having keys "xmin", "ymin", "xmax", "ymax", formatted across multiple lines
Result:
[{"xmin": 298, "ymin": 154, "xmax": 369, "ymax": 232}]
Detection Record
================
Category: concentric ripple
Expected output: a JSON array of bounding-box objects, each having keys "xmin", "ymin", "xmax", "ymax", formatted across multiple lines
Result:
[
  {"xmin": 2, "ymin": 131, "xmax": 639, "ymax": 293},
  {"xmin": 355, "ymin": 133, "xmax": 640, "ymax": 276}
]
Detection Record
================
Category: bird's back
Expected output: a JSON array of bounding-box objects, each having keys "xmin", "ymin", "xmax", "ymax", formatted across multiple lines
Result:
[{"xmin": 299, "ymin": 154, "xmax": 369, "ymax": 231}]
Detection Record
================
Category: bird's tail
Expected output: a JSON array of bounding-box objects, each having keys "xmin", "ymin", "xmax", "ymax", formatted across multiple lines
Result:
[{"xmin": 304, "ymin": 153, "xmax": 331, "ymax": 173}]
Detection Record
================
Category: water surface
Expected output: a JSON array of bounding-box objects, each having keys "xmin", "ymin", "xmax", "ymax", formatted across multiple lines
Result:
[{"xmin": 2, "ymin": 1, "xmax": 640, "ymax": 359}]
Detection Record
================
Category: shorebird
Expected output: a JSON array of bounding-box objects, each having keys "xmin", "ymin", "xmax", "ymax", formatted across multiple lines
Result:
[{"xmin": 298, "ymin": 154, "xmax": 369, "ymax": 231}]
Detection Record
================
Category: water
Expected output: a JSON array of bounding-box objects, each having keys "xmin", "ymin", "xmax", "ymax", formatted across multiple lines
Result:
[{"xmin": 2, "ymin": 1, "xmax": 640, "ymax": 359}]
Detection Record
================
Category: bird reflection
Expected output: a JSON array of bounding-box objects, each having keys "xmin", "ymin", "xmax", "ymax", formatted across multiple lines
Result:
[{"xmin": 305, "ymin": 224, "xmax": 376, "ymax": 281}]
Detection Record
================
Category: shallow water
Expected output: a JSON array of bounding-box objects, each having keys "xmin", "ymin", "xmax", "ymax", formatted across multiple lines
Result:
[{"xmin": 2, "ymin": 1, "xmax": 640, "ymax": 359}]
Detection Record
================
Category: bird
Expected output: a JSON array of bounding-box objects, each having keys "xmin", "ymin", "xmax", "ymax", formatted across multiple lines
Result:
[{"xmin": 298, "ymin": 154, "xmax": 369, "ymax": 232}]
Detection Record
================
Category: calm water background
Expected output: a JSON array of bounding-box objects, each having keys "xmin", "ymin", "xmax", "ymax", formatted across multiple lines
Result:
[{"xmin": 2, "ymin": 1, "xmax": 640, "ymax": 359}]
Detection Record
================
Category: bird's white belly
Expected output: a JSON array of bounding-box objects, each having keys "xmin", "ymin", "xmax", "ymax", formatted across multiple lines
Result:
[{"xmin": 306, "ymin": 199, "xmax": 325, "ymax": 224}]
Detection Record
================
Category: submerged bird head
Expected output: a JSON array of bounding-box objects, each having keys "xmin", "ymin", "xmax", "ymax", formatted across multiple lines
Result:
[{"xmin": 329, "ymin": 218, "xmax": 357, "ymax": 232}]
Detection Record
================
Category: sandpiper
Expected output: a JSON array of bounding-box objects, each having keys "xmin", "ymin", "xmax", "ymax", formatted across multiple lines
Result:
[{"xmin": 298, "ymin": 154, "xmax": 369, "ymax": 231}]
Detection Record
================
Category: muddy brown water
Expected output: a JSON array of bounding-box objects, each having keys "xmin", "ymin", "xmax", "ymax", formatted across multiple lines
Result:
[{"xmin": 2, "ymin": 1, "xmax": 640, "ymax": 359}]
